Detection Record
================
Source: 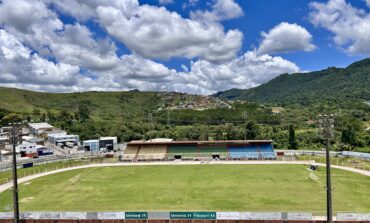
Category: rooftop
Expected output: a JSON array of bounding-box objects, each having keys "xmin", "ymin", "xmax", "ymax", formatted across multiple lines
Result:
[
  {"xmin": 83, "ymin": 139, "xmax": 99, "ymax": 143},
  {"xmin": 100, "ymin": 137, "xmax": 117, "ymax": 140},
  {"xmin": 146, "ymin": 138, "xmax": 173, "ymax": 142},
  {"xmin": 28, "ymin": 122, "xmax": 54, "ymax": 129},
  {"xmin": 49, "ymin": 134, "xmax": 79, "ymax": 138}
]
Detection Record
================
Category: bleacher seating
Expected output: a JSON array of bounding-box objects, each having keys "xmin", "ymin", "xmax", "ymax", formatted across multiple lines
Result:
[
  {"xmin": 136, "ymin": 145, "xmax": 168, "ymax": 160},
  {"xmin": 197, "ymin": 146, "xmax": 227, "ymax": 159},
  {"xmin": 123, "ymin": 145, "xmax": 140, "ymax": 160},
  {"xmin": 123, "ymin": 141, "xmax": 275, "ymax": 161},
  {"xmin": 137, "ymin": 145, "xmax": 155, "ymax": 160},
  {"xmin": 152, "ymin": 145, "xmax": 167, "ymax": 159},
  {"xmin": 167, "ymin": 144, "xmax": 197, "ymax": 160},
  {"xmin": 228, "ymin": 145, "xmax": 259, "ymax": 159},
  {"xmin": 259, "ymin": 143, "xmax": 276, "ymax": 159}
]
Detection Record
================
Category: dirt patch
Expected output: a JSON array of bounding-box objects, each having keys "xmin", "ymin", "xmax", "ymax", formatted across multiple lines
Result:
[
  {"xmin": 70, "ymin": 175, "xmax": 81, "ymax": 185},
  {"xmin": 20, "ymin": 197, "xmax": 34, "ymax": 203}
]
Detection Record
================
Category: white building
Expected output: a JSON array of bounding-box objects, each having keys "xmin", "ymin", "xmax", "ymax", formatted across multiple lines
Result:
[
  {"xmin": 22, "ymin": 136, "xmax": 44, "ymax": 144},
  {"xmin": 28, "ymin": 123, "xmax": 55, "ymax": 135},
  {"xmin": 45, "ymin": 129, "xmax": 67, "ymax": 137},
  {"xmin": 83, "ymin": 140, "xmax": 100, "ymax": 153},
  {"xmin": 99, "ymin": 137, "xmax": 118, "ymax": 151},
  {"xmin": 16, "ymin": 142, "xmax": 37, "ymax": 154},
  {"xmin": 48, "ymin": 134, "xmax": 80, "ymax": 146}
]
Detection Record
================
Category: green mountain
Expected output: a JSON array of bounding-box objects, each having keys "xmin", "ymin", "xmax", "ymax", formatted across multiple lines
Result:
[
  {"xmin": 0, "ymin": 87, "xmax": 228, "ymax": 122},
  {"xmin": 214, "ymin": 58, "xmax": 370, "ymax": 106},
  {"xmin": 0, "ymin": 87, "xmax": 163, "ymax": 121}
]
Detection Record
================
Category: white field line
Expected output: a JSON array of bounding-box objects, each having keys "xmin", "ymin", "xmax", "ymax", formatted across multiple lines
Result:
[{"xmin": 0, "ymin": 160, "xmax": 369, "ymax": 193}]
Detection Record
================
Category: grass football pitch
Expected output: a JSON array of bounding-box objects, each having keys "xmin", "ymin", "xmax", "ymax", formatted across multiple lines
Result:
[{"xmin": 0, "ymin": 164, "xmax": 369, "ymax": 214}]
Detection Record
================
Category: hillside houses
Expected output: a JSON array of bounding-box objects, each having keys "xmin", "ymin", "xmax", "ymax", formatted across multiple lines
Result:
[{"xmin": 158, "ymin": 92, "xmax": 232, "ymax": 111}]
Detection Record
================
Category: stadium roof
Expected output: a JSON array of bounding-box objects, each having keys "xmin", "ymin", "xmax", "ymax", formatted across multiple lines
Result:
[
  {"xmin": 128, "ymin": 140, "xmax": 273, "ymax": 145},
  {"xmin": 146, "ymin": 138, "xmax": 173, "ymax": 142}
]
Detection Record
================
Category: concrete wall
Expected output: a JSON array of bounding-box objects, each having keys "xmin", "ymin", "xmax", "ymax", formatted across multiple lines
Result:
[
  {"xmin": 0, "ymin": 212, "xmax": 369, "ymax": 222},
  {"xmin": 0, "ymin": 220, "xmax": 370, "ymax": 223}
]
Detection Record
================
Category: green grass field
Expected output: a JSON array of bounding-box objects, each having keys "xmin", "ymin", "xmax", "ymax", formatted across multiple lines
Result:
[{"xmin": 0, "ymin": 164, "xmax": 369, "ymax": 214}]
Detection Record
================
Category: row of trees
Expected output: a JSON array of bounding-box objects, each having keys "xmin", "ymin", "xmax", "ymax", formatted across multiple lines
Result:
[
  {"xmin": 2, "ymin": 109, "xmax": 368, "ymax": 152},
  {"xmin": 2, "ymin": 99, "xmax": 369, "ymax": 152}
]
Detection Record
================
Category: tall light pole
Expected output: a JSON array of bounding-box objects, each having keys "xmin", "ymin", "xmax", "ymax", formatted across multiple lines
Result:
[
  {"xmin": 10, "ymin": 123, "xmax": 21, "ymax": 223},
  {"xmin": 318, "ymin": 114, "xmax": 335, "ymax": 223},
  {"xmin": 3, "ymin": 122, "xmax": 21, "ymax": 223}
]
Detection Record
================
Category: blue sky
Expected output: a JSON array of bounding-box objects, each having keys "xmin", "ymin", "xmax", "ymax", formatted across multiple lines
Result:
[
  {"xmin": 0, "ymin": 0, "xmax": 369, "ymax": 94},
  {"xmin": 140, "ymin": 0, "xmax": 368, "ymax": 71}
]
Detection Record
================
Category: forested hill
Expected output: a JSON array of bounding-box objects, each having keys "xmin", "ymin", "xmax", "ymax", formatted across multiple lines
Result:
[
  {"xmin": 214, "ymin": 58, "xmax": 370, "ymax": 106},
  {"xmin": 0, "ymin": 87, "xmax": 228, "ymax": 122}
]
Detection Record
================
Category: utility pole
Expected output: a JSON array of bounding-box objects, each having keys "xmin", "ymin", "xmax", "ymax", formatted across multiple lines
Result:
[
  {"xmin": 148, "ymin": 112, "xmax": 153, "ymax": 142},
  {"xmin": 318, "ymin": 114, "xmax": 335, "ymax": 223},
  {"xmin": 12, "ymin": 123, "xmax": 20, "ymax": 223}
]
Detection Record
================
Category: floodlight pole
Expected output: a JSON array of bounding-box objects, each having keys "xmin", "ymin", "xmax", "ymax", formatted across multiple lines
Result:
[
  {"xmin": 318, "ymin": 115, "xmax": 334, "ymax": 223},
  {"xmin": 11, "ymin": 123, "xmax": 20, "ymax": 223},
  {"xmin": 325, "ymin": 132, "xmax": 332, "ymax": 223}
]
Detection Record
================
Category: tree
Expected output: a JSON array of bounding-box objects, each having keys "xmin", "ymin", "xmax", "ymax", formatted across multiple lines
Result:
[
  {"xmin": 341, "ymin": 125, "xmax": 357, "ymax": 146},
  {"xmin": 40, "ymin": 113, "xmax": 46, "ymax": 122},
  {"xmin": 47, "ymin": 109, "xmax": 55, "ymax": 121},
  {"xmin": 340, "ymin": 118, "xmax": 362, "ymax": 147},
  {"xmin": 77, "ymin": 103, "xmax": 90, "ymax": 122},
  {"xmin": 32, "ymin": 107, "xmax": 40, "ymax": 115},
  {"xmin": 288, "ymin": 125, "xmax": 298, "ymax": 150},
  {"xmin": 225, "ymin": 124, "xmax": 241, "ymax": 140},
  {"xmin": 1, "ymin": 113, "xmax": 22, "ymax": 125},
  {"xmin": 59, "ymin": 109, "xmax": 70, "ymax": 118},
  {"xmin": 0, "ymin": 108, "xmax": 9, "ymax": 120},
  {"xmin": 215, "ymin": 127, "xmax": 223, "ymax": 140},
  {"xmin": 74, "ymin": 112, "xmax": 80, "ymax": 121},
  {"xmin": 245, "ymin": 121, "xmax": 260, "ymax": 140}
]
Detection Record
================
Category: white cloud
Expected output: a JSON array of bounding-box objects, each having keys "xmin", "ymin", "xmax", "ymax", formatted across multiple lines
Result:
[
  {"xmin": 169, "ymin": 51, "xmax": 300, "ymax": 94},
  {"xmin": 191, "ymin": 0, "xmax": 243, "ymax": 22},
  {"xmin": 257, "ymin": 22, "xmax": 316, "ymax": 55},
  {"xmin": 0, "ymin": 0, "xmax": 302, "ymax": 94},
  {"xmin": 0, "ymin": 29, "xmax": 79, "ymax": 86},
  {"xmin": 0, "ymin": 29, "xmax": 174, "ymax": 92},
  {"xmin": 0, "ymin": 0, "xmax": 62, "ymax": 33},
  {"xmin": 159, "ymin": 0, "xmax": 174, "ymax": 5},
  {"xmin": 44, "ymin": 0, "xmax": 139, "ymax": 21},
  {"xmin": 0, "ymin": 0, "xmax": 119, "ymax": 71},
  {"xmin": 49, "ymin": 24, "xmax": 118, "ymax": 71},
  {"xmin": 40, "ymin": 0, "xmax": 244, "ymax": 63},
  {"xmin": 310, "ymin": 0, "xmax": 370, "ymax": 55},
  {"xmin": 96, "ymin": 4, "xmax": 243, "ymax": 63}
]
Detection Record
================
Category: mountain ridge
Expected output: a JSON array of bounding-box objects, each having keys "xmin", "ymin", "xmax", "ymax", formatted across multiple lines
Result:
[{"xmin": 214, "ymin": 58, "xmax": 370, "ymax": 105}]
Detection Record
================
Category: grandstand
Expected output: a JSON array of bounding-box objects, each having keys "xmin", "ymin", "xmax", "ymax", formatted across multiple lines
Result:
[
  {"xmin": 123, "ymin": 145, "xmax": 140, "ymax": 160},
  {"xmin": 123, "ymin": 140, "xmax": 275, "ymax": 161}
]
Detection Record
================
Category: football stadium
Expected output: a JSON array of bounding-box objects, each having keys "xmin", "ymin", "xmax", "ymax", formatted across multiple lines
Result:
[
  {"xmin": 0, "ymin": 140, "xmax": 369, "ymax": 223},
  {"xmin": 1, "ymin": 0, "xmax": 370, "ymax": 221}
]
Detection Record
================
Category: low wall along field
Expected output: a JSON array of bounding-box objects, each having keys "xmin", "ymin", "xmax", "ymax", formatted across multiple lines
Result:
[{"xmin": 0, "ymin": 211, "xmax": 369, "ymax": 222}]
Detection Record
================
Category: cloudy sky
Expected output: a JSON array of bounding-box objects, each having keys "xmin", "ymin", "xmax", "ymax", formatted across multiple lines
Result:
[{"xmin": 0, "ymin": 0, "xmax": 369, "ymax": 94}]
